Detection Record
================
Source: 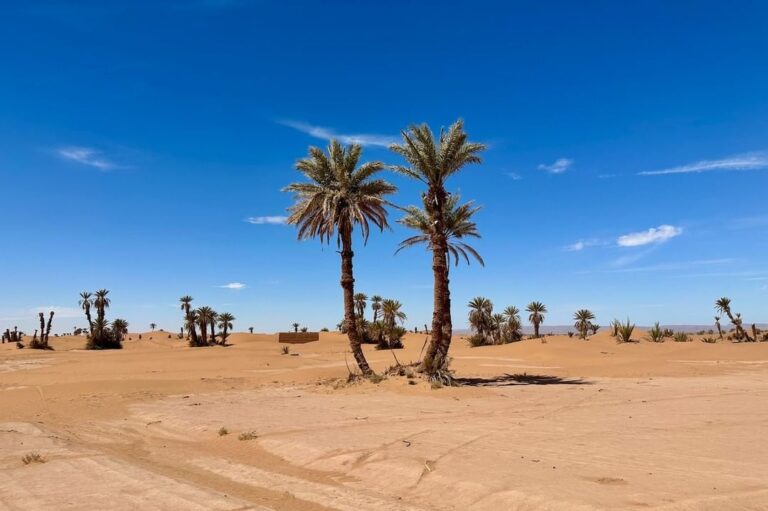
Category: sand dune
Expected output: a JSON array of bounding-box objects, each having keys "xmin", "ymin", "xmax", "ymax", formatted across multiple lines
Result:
[{"xmin": 2, "ymin": 332, "xmax": 767, "ymax": 510}]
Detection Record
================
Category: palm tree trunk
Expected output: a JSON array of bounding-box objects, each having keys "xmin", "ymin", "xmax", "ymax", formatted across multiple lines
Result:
[
  {"xmin": 85, "ymin": 307, "xmax": 93, "ymax": 333},
  {"xmin": 437, "ymin": 262, "xmax": 452, "ymax": 364},
  {"xmin": 421, "ymin": 188, "xmax": 448, "ymax": 373},
  {"xmin": 200, "ymin": 321, "xmax": 207, "ymax": 343},
  {"xmin": 340, "ymin": 227, "xmax": 372, "ymax": 376},
  {"xmin": 534, "ymin": 321, "xmax": 540, "ymax": 338},
  {"xmin": 189, "ymin": 321, "xmax": 198, "ymax": 345},
  {"xmin": 210, "ymin": 322, "xmax": 215, "ymax": 345}
]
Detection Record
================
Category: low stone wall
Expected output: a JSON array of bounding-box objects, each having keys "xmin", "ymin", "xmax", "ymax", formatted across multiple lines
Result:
[{"xmin": 277, "ymin": 332, "xmax": 320, "ymax": 344}]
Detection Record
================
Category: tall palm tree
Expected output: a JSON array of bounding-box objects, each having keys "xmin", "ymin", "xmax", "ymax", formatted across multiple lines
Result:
[
  {"xmin": 526, "ymin": 301, "xmax": 547, "ymax": 338},
  {"xmin": 196, "ymin": 306, "xmax": 215, "ymax": 345},
  {"xmin": 354, "ymin": 293, "xmax": 368, "ymax": 320},
  {"xmin": 468, "ymin": 296, "xmax": 494, "ymax": 343},
  {"xmin": 150, "ymin": 323, "xmax": 156, "ymax": 331},
  {"xmin": 217, "ymin": 312, "xmax": 235, "ymax": 345},
  {"xmin": 397, "ymin": 194, "xmax": 484, "ymax": 363},
  {"xmin": 573, "ymin": 309, "xmax": 595, "ymax": 339},
  {"xmin": 79, "ymin": 291, "xmax": 93, "ymax": 331},
  {"xmin": 370, "ymin": 295, "xmax": 383, "ymax": 323},
  {"xmin": 283, "ymin": 140, "xmax": 396, "ymax": 376},
  {"xmin": 93, "ymin": 289, "xmax": 110, "ymax": 322},
  {"xmin": 390, "ymin": 120, "xmax": 486, "ymax": 372}
]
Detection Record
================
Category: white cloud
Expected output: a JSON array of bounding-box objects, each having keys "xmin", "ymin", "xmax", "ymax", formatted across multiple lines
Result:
[
  {"xmin": 538, "ymin": 158, "xmax": 573, "ymax": 174},
  {"xmin": 639, "ymin": 152, "xmax": 768, "ymax": 176},
  {"xmin": 277, "ymin": 120, "xmax": 397, "ymax": 148},
  {"xmin": 506, "ymin": 172, "xmax": 523, "ymax": 181},
  {"xmin": 56, "ymin": 146, "xmax": 116, "ymax": 171},
  {"xmin": 617, "ymin": 225, "xmax": 682, "ymax": 247},
  {"xmin": 245, "ymin": 216, "xmax": 287, "ymax": 225},
  {"xmin": 218, "ymin": 282, "xmax": 246, "ymax": 290}
]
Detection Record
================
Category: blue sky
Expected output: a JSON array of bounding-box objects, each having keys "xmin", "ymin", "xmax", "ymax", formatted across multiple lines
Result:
[{"xmin": 2, "ymin": 1, "xmax": 767, "ymax": 333}]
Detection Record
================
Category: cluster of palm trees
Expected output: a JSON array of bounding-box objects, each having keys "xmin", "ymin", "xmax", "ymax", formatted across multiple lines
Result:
[
  {"xmin": 78, "ymin": 290, "xmax": 128, "ymax": 349},
  {"xmin": 467, "ymin": 298, "xmax": 523, "ymax": 346},
  {"xmin": 348, "ymin": 293, "xmax": 408, "ymax": 349},
  {"xmin": 179, "ymin": 296, "xmax": 235, "ymax": 347},
  {"xmin": 284, "ymin": 120, "xmax": 485, "ymax": 377}
]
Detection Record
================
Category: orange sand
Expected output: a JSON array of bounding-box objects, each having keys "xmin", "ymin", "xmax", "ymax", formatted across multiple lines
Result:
[{"xmin": 1, "ymin": 331, "xmax": 767, "ymax": 510}]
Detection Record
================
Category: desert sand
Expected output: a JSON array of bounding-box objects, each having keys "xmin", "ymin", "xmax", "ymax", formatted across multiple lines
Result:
[{"xmin": 1, "ymin": 331, "xmax": 768, "ymax": 510}]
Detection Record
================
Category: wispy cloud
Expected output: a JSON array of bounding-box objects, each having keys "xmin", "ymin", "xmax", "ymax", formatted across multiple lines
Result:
[
  {"xmin": 730, "ymin": 215, "xmax": 768, "ymax": 230},
  {"xmin": 56, "ymin": 146, "xmax": 117, "ymax": 171},
  {"xmin": 617, "ymin": 225, "xmax": 682, "ymax": 247},
  {"xmin": 639, "ymin": 152, "xmax": 768, "ymax": 176},
  {"xmin": 277, "ymin": 120, "xmax": 397, "ymax": 148},
  {"xmin": 606, "ymin": 258, "xmax": 734, "ymax": 274},
  {"xmin": 245, "ymin": 216, "xmax": 287, "ymax": 225},
  {"xmin": 506, "ymin": 172, "xmax": 523, "ymax": 181},
  {"xmin": 538, "ymin": 158, "xmax": 573, "ymax": 174},
  {"xmin": 218, "ymin": 282, "xmax": 246, "ymax": 290},
  {"xmin": 0, "ymin": 305, "xmax": 82, "ymax": 322},
  {"xmin": 564, "ymin": 239, "xmax": 604, "ymax": 252}
]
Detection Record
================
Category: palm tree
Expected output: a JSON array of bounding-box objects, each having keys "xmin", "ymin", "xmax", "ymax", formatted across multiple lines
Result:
[
  {"xmin": 185, "ymin": 310, "xmax": 201, "ymax": 346},
  {"xmin": 491, "ymin": 313, "xmax": 505, "ymax": 344},
  {"xmin": 715, "ymin": 297, "xmax": 752, "ymax": 341},
  {"xmin": 150, "ymin": 323, "xmax": 156, "ymax": 331},
  {"xmin": 79, "ymin": 291, "xmax": 93, "ymax": 331},
  {"xmin": 390, "ymin": 120, "xmax": 486, "ymax": 373},
  {"xmin": 468, "ymin": 296, "xmax": 494, "ymax": 343},
  {"xmin": 217, "ymin": 312, "xmax": 235, "ymax": 345},
  {"xmin": 180, "ymin": 296, "xmax": 193, "ymax": 317},
  {"xmin": 112, "ymin": 319, "xmax": 129, "ymax": 343},
  {"xmin": 370, "ymin": 295, "xmax": 383, "ymax": 323},
  {"xmin": 283, "ymin": 140, "xmax": 396, "ymax": 376},
  {"xmin": 715, "ymin": 316, "xmax": 723, "ymax": 340},
  {"xmin": 179, "ymin": 295, "xmax": 197, "ymax": 343},
  {"xmin": 248, "ymin": 326, "xmax": 254, "ymax": 334},
  {"xmin": 196, "ymin": 306, "xmax": 215, "ymax": 345},
  {"xmin": 573, "ymin": 309, "xmax": 595, "ymax": 339},
  {"xmin": 381, "ymin": 299, "xmax": 407, "ymax": 330},
  {"xmin": 292, "ymin": 322, "xmax": 300, "ymax": 333},
  {"xmin": 208, "ymin": 310, "xmax": 218, "ymax": 343},
  {"xmin": 93, "ymin": 289, "xmax": 110, "ymax": 322},
  {"xmin": 526, "ymin": 301, "xmax": 547, "ymax": 338},
  {"xmin": 354, "ymin": 293, "xmax": 368, "ymax": 320},
  {"xmin": 502, "ymin": 306, "xmax": 522, "ymax": 343},
  {"xmin": 397, "ymin": 194, "xmax": 484, "ymax": 363}
]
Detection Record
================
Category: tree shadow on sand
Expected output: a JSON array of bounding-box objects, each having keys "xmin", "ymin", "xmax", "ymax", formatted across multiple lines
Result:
[{"xmin": 456, "ymin": 373, "xmax": 592, "ymax": 387}]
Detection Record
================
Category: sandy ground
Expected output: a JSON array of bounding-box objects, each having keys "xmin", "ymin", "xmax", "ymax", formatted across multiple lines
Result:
[{"xmin": 1, "ymin": 330, "xmax": 767, "ymax": 510}]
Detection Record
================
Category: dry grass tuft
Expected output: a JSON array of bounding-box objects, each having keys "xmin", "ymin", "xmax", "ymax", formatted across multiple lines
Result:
[
  {"xmin": 218, "ymin": 426, "xmax": 229, "ymax": 436},
  {"xmin": 22, "ymin": 452, "xmax": 45, "ymax": 465},
  {"xmin": 238, "ymin": 431, "xmax": 258, "ymax": 441}
]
